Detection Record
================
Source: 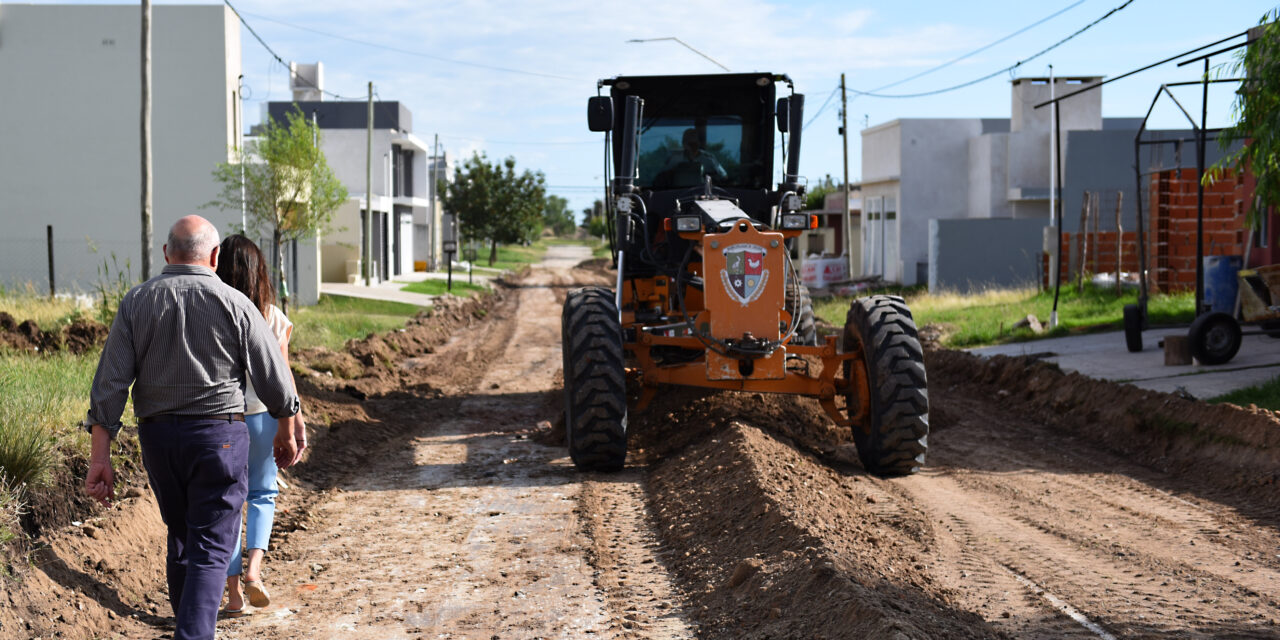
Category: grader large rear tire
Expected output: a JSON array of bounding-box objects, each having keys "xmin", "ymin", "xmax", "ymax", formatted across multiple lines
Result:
[
  {"xmin": 562, "ymin": 287, "xmax": 628, "ymax": 471},
  {"xmin": 844, "ymin": 295, "xmax": 929, "ymax": 477}
]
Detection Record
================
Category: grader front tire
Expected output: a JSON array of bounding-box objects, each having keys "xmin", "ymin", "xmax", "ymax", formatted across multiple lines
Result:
[
  {"xmin": 844, "ymin": 295, "xmax": 929, "ymax": 477},
  {"xmin": 562, "ymin": 287, "xmax": 628, "ymax": 472}
]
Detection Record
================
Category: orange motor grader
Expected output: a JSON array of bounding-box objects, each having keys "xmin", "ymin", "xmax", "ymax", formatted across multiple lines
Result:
[{"xmin": 562, "ymin": 73, "xmax": 928, "ymax": 477}]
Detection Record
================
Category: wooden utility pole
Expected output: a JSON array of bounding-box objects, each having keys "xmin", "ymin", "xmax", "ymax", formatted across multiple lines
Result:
[
  {"xmin": 365, "ymin": 81, "xmax": 373, "ymax": 286},
  {"xmin": 840, "ymin": 73, "xmax": 853, "ymax": 279},
  {"xmin": 140, "ymin": 0, "xmax": 153, "ymax": 280}
]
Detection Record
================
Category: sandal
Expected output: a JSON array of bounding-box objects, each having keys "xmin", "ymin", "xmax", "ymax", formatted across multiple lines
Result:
[
  {"xmin": 244, "ymin": 579, "xmax": 271, "ymax": 608},
  {"xmin": 219, "ymin": 607, "xmax": 248, "ymax": 619}
]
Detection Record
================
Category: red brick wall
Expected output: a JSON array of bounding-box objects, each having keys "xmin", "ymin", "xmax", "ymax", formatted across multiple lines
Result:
[{"xmin": 1044, "ymin": 169, "xmax": 1250, "ymax": 292}]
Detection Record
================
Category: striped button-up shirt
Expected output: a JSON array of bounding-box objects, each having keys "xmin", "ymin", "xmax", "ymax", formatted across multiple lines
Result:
[{"xmin": 87, "ymin": 264, "xmax": 300, "ymax": 438}]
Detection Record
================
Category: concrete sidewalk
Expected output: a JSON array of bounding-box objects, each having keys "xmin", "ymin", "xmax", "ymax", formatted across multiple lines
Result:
[
  {"xmin": 969, "ymin": 326, "xmax": 1280, "ymax": 399},
  {"xmin": 320, "ymin": 266, "xmax": 497, "ymax": 308}
]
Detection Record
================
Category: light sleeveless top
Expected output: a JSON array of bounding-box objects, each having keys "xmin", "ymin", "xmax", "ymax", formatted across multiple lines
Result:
[{"xmin": 244, "ymin": 304, "xmax": 293, "ymax": 415}]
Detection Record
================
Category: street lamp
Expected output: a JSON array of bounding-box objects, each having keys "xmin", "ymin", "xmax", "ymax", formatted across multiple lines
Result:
[{"xmin": 625, "ymin": 37, "xmax": 729, "ymax": 72}]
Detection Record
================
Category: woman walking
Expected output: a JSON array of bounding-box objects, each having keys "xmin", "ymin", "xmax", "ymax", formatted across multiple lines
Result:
[{"xmin": 215, "ymin": 234, "xmax": 307, "ymax": 615}]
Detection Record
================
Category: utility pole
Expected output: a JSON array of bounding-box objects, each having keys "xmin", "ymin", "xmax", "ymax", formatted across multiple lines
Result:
[
  {"xmin": 365, "ymin": 81, "xmax": 373, "ymax": 286},
  {"xmin": 1049, "ymin": 65, "xmax": 1059, "ymax": 328},
  {"xmin": 432, "ymin": 133, "xmax": 440, "ymax": 270},
  {"xmin": 238, "ymin": 74, "xmax": 246, "ymax": 232},
  {"xmin": 840, "ymin": 73, "xmax": 853, "ymax": 279},
  {"xmin": 140, "ymin": 0, "xmax": 153, "ymax": 280}
]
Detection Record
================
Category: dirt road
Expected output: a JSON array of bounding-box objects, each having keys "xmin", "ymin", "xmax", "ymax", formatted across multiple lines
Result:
[
  {"xmin": 217, "ymin": 245, "xmax": 693, "ymax": 639},
  {"xmin": 13, "ymin": 244, "xmax": 1280, "ymax": 640}
]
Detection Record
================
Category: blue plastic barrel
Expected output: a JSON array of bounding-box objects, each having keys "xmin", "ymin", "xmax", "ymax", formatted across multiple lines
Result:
[{"xmin": 1203, "ymin": 255, "xmax": 1243, "ymax": 314}]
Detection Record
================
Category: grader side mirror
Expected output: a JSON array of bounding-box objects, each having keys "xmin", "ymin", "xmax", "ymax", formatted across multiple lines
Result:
[
  {"xmin": 587, "ymin": 96, "xmax": 614, "ymax": 132},
  {"xmin": 776, "ymin": 97, "xmax": 790, "ymax": 133}
]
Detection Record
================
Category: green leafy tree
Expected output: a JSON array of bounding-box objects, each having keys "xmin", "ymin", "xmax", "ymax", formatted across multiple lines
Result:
[
  {"xmin": 581, "ymin": 199, "xmax": 607, "ymax": 237},
  {"xmin": 207, "ymin": 106, "xmax": 348, "ymax": 311},
  {"xmin": 805, "ymin": 174, "xmax": 838, "ymax": 210},
  {"xmin": 543, "ymin": 195, "xmax": 576, "ymax": 236},
  {"xmin": 1214, "ymin": 10, "xmax": 1280, "ymax": 228},
  {"xmin": 443, "ymin": 153, "xmax": 547, "ymax": 265}
]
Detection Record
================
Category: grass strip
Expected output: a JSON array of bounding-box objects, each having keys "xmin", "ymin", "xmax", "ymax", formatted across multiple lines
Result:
[
  {"xmin": 813, "ymin": 283, "xmax": 1196, "ymax": 348},
  {"xmin": 1211, "ymin": 375, "xmax": 1280, "ymax": 412},
  {"xmin": 290, "ymin": 294, "xmax": 423, "ymax": 351},
  {"xmin": 400, "ymin": 279, "xmax": 488, "ymax": 297}
]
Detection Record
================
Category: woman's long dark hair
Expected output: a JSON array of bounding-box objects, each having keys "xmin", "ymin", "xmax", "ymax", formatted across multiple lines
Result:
[{"xmin": 216, "ymin": 234, "xmax": 275, "ymax": 317}]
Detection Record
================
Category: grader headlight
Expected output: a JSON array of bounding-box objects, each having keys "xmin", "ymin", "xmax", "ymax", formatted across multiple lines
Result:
[
  {"xmin": 780, "ymin": 213, "xmax": 809, "ymax": 230},
  {"xmin": 674, "ymin": 215, "xmax": 702, "ymax": 232}
]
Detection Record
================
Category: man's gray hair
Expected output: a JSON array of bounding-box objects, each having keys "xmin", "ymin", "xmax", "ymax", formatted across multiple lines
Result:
[{"xmin": 167, "ymin": 223, "xmax": 220, "ymax": 262}]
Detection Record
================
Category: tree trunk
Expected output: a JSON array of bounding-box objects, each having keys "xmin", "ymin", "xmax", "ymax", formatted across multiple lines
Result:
[
  {"xmin": 274, "ymin": 228, "xmax": 289, "ymax": 316},
  {"xmin": 489, "ymin": 238, "xmax": 497, "ymax": 266}
]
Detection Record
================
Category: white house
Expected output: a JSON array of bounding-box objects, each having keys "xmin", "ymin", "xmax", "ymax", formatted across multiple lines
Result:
[
  {"xmin": 0, "ymin": 4, "xmax": 242, "ymax": 291},
  {"xmin": 859, "ymin": 77, "xmax": 1103, "ymax": 286},
  {"xmin": 268, "ymin": 71, "xmax": 448, "ymax": 285}
]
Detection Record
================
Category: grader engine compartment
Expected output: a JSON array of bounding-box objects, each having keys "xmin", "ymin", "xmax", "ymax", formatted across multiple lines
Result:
[{"xmin": 563, "ymin": 72, "xmax": 929, "ymax": 478}]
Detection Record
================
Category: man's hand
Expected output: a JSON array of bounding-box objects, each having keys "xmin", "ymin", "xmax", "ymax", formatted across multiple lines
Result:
[
  {"xmin": 290, "ymin": 414, "xmax": 308, "ymax": 466},
  {"xmin": 273, "ymin": 424, "xmax": 298, "ymax": 470},
  {"xmin": 85, "ymin": 458, "xmax": 115, "ymax": 506},
  {"xmin": 85, "ymin": 425, "xmax": 115, "ymax": 507}
]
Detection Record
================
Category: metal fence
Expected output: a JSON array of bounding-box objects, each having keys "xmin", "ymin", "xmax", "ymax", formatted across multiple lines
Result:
[{"xmin": 0, "ymin": 229, "xmax": 139, "ymax": 297}]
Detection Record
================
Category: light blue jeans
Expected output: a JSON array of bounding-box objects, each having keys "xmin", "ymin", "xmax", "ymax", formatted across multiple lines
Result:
[{"xmin": 227, "ymin": 411, "xmax": 279, "ymax": 577}]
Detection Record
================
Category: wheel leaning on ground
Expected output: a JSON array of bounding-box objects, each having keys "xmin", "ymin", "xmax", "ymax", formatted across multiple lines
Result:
[
  {"xmin": 844, "ymin": 295, "xmax": 929, "ymax": 477},
  {"xmin": 561, "ymin": 286, "xmax": 628, "ymax": 472},
  {"xmin": 1187, "ymin": 311, "xmax": 1241, "ymax": 366}
]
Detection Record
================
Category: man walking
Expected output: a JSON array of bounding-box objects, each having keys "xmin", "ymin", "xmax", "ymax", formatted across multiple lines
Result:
[{"xmin": 83, "ymin": 215, "xmax": 299, "ymax": 640}]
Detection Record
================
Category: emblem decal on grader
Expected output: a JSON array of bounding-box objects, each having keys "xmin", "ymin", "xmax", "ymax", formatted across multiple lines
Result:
[{"xmin": 720, "ymin": 243, "xmax": 769, "ymax": 306}]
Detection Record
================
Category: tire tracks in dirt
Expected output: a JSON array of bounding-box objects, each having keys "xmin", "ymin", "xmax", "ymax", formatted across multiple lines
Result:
[{"xmin": 890, "ymin": 376, "xmax": 1280, "ymax": 638}]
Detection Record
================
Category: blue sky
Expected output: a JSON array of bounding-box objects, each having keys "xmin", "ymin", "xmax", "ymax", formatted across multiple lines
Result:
[{"xmin": 24, "ymin": 0, "xmax": 1279, "ymax": 214}]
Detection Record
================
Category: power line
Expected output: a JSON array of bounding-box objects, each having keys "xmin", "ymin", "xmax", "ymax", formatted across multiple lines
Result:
[
  {"xmin": 438, "ymin": 133, "xmax": 598, "ymax": 146},
  {"xmin": 224, "ymin": 0, "xmax": 360, "ymax": 101},
  {"xmin": 238, "ymin": 10, "xmax": 582, "ymax": 83},
  {"xmin": 868, "ymin": 0, "xmax": 1086, "ymax": 94},
  {"xmin": 851, "ymin": 0, "xmax": 1136, "ymax": 99},
  {"xmin": 802, "ymin": 85, "xmax": 840, "ymax": 131}
]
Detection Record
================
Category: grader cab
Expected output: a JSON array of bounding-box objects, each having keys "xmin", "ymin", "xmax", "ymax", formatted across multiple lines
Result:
[{"xmin": 562, "ymin": 73, "xmax": 928, "ymax": 477}]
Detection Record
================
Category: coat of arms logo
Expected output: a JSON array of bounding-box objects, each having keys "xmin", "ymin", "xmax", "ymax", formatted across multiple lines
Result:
[{"xmin": 720, "ymin": 243, "xmax": 768, "ymax": 306}]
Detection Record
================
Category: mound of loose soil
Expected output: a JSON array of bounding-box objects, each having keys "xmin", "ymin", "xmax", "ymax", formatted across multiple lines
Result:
[
  {"xmin": 648, "ymin": 421, "xmax": 996, "ymax": 639},
  {"xmin": 927, "ymin": 349, "xmax": 1280, "ymax": 489},
  {"xmin": 0, "ymin": 314, "xmax": 109, "ymax": 354}
]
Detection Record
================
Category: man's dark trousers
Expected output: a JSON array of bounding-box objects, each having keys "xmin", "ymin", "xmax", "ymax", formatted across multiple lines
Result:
[{"xmin": 139, "ymin": 418, "xmax": 248, "ymax": 640}]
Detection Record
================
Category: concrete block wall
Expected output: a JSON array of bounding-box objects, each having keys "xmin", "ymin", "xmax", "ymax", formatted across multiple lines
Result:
[{"xmin": 930, "ymin": 218, "xmax": 1047, "ymax": 293}]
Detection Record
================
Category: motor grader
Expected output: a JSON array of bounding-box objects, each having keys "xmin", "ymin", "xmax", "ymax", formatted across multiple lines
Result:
[{"xmin": 562, "ymin": 73, "xmax": 928, "ymax": 477}]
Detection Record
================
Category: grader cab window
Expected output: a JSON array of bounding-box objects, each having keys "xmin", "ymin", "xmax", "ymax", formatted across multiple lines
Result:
[{"xmin": 637, "ymin": 116, "xmax": 745, "ymax": 189}]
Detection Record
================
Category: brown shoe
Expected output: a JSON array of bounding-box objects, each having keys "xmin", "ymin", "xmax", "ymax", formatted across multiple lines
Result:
[{"xmin": 244, "ymin": 579, "xmax": 270, "ymax": 608}]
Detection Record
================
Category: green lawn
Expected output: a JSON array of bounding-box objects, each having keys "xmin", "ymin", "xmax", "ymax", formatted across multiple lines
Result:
[
  {"xmin": 487, "ymin": 242, "xmax": 548, "ymax": 271},
  {"xmin": 813, "ymin": 284, "xmax": 1196, "ymax": 348},
  {"xmin": 290, "ymin": 294, "xmax": 424, "ymax": 351},
  {"xmin": 400, "ymin": 279, "xmax": 488, "ymax": 297}
]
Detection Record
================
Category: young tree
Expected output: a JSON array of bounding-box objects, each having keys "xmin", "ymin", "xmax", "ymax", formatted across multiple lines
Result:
[
  {"xmin": 1215, "ymin": 10, "xmax": 1280, "ymax": 228},
  {"xmin": 207, "ymin": 107, "xmax": 348, "ymax": 312},
  {"xmin": 443, "ymin": 153, "xmax": 547, "ymax": 265},
  {"xmin": 543, "ymin": 194, "xmax": 576, "ymax": 236}
]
